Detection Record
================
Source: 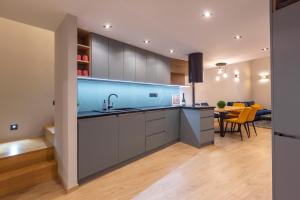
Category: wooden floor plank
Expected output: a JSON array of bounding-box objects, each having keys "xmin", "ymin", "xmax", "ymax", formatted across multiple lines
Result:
[{"xmin": 3, "ymin": 127, "xmax": 272, "ymax": 200}]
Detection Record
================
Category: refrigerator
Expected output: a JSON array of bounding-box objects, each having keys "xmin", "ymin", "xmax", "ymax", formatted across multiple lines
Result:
[{"xmin": 272, "ymin": 1, "xmax": 300, "ymax": 200}]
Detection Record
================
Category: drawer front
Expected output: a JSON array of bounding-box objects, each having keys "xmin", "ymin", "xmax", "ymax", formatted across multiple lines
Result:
[
  {"xmin": 200, "ymin": 109, "xmax": 214, "ymax": 118},
  {"xmin": 146, "ymin": 131, "xmax": 167, "ymax": 151},
  {"xmin": 145, "ymin": 110, "xmax": 165, "ymax": 121},
  {"xmin": 200, "ymin": 117, "xmax": 214, "ymax": 131},
  {"xmin": 200, "ymin": 129, "xmax": 214, "ymax": 145},
  {"xmin": 146, "ymin": 119, "xmax": 166, "ymax": 136}
]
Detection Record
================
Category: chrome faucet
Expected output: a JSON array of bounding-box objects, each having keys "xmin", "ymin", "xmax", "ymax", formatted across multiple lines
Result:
[{"xmin": 108, "ymin": 94, "xmax": 118, "ymax": 109}]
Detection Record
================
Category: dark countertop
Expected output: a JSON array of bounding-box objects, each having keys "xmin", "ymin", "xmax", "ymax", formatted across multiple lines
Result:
[{"xmin": 78, "ymin": 105, "xmax": 215, "ymax": 119}]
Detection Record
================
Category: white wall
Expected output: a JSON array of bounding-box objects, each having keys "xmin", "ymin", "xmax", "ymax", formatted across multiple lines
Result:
[
  {"xmin": 54, "ymin": 14, "xmax": 78, "ymax": 190},
  {"xmin": 250, "ymin": 57, "xmax": 271, "ymax": 109},
  {"xmin": 0, "ymin": 17, "xmax": 54, "ymax": 143},
  {"xmin": 181, "ymin": 58, "xmax": 271, "ymax": 108}
]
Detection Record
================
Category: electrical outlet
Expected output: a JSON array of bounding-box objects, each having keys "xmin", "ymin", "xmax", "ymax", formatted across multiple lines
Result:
[
  {"xmin": 10, "ymin": 123, "xmax": 18, "ymax": 131},
  {"xmin": 149, "ymin": 93, "xmax": 158, "ymax": 97}
]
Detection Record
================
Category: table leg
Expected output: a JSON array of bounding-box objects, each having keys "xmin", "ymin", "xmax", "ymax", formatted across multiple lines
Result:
[{"xmin": 219, "ymin": 112, "xmax": 226, "ymax": 137}]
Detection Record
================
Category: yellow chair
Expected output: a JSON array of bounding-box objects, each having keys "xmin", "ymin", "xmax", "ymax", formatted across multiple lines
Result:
[
  {"xmin": 246, "ymin": 106, "xmax": 260, "ymax": 136},
  {"xmin": 227, "ymin": 102, "xmax": 246, "ymax": 117},
  {"xmin": 233, "ymin": 102, "xmax": 246, "ymax": 107},
  {"xmin": 224, "ymin": 107, "xmax": 251, "ymax": 141},
  {"xmin": 252, "ymin": 103, "xmax": 262, "ymax": 110}
]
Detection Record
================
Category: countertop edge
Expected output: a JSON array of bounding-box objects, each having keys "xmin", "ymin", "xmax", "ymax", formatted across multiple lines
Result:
[{"xmin": 78, "ymin": 106, "xmax": 215, "ymax": 119}]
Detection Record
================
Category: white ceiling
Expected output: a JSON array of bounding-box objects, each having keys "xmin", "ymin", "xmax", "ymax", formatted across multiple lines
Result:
[{"xmin": 0, "ymin": 0, "xmax": 270, "ymax": 67}]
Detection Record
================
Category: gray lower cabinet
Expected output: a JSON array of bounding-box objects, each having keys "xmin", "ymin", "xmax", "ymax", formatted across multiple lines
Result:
[
  {"xmin": 118, "ymin": 113, "xmax": 146, "ymax": 162},
  {"xmin": 124, "ymin": 45, "xmax": 136, "ymax": 81},
  {"xmin": 78, "ymin": 108, "xmax": 213, "ymax": 182},
  {"xmin": 135, "ymin": 49, "xmax": 147, "ymax": 82},
  {"xmin": 91, "ymin": 33, "xmax": 109, "ymax": 78},
  {"xmin": 180, "ymin": 109, "xmax": 214, "ymax": 148},
  {"xmin": 78, "ymin": 115, "xmax": 118, "ymax": 181},
  {"xmin": 145, "ymin": 109, "xmax": 180, "ymax": 151},
  {"xmin": 109, "ymin": 39, "xmax": 124, "ymax": 80},
  {"xmin": 146, "ymin": 131, "xmax": 167, "ymax": 151},
  {"xmin": 165, "ymin": 109, "xmax": 180, "ymax": 143}
]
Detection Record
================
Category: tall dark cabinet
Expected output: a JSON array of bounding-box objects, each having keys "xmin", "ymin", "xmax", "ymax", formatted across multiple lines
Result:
[{"xmin": 272, "ymin": 1, "xmax": 300, "ymax": 199}]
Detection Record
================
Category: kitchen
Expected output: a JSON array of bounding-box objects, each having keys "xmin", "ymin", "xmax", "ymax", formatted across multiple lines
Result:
[{"xmin": 76, "ymin": 29, "xmax": 215, "ymax": 183}]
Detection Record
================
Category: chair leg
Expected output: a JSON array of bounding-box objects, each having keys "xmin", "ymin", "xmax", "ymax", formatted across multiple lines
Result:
[
  {"xmin": 238, "ymin": 124, "xmax": 243, "ymax": 141},
  {"xmin": 247, "ymin": 122, "xmax": 251, "ymax": 137},
  {"xmin": 252, "ymin": 122, "xmax": 257, "ymax": 136},
  {"xmin": 225, "ymin": 122, "xmax": 228, "ymax": 132},
  {"xmin": 244, "ymin": 123, "xmax": 250, "ymax": 138},
  {"xmin": 232, "ymin": 123, "xmax": 236, "ymax": 132},
  {"xmin": 230, "ymin": 123, "xmax": 233, "ymax": 133}
]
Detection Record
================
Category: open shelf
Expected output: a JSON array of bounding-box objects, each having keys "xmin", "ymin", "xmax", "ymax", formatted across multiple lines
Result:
[
  {"xmin": 77, "ymin": 44, "xmax": 90, "ymax": 50},
  {"xmin": 77, "ymin": 60, "xmax": 90, "ymax": 64},
  {"xmin": 77, "ymin": 28, "xmax": 91, "ymax": 77}
]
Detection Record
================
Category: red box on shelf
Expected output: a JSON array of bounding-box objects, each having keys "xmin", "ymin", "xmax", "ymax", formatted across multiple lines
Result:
[
  {"xmin": 77, "ymin": 54, "xmax": 82, "ymax": 61},
  {"xmin": 82, "ymin": 55, "xmax": 89, "ymax": 62},
  {"xmin": 77, "ymin": 69, "xmax": 83, "ymax": 76},
  {"xmin": 82, "ymin": 70, "xmax": 89, "ymax": 76}
]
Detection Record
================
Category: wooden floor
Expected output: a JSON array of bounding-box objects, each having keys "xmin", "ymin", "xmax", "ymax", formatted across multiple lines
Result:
[{"xmin": 3, "ymin": 127, "xmax": 272, "ymax": 200}]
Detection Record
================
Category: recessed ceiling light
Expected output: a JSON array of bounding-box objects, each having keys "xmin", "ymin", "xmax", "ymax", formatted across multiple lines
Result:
[
  {"xmin": 103, "ymin": 24, "xmax": 112, "ymax": 29},
  {"xmin": 203, "ymin": 11, "xmax": 213, "ymax": 18},
  {"xmin": 169, "ymin": 49, "xmax": 174, "ymax": 54},
  {"xmin": 234, "ymin": 35, "xmax": 242, "ymax": 40},
  {"xmin": 261, "ymin": 48, "xmax": 269, "ymax": 51},
  {"xmin": 144, "ymin": 40, "xmax": 150, "ymax": 44}
]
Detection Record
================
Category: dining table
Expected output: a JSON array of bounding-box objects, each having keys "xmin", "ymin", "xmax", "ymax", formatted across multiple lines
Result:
[{"xmin": 214, "ymin": 106, "xmax": 244, "ymax": 137}]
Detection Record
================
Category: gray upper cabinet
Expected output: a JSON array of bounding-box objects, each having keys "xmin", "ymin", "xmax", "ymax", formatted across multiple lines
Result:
[
  {"xmin": 90, "ymin": 33, "xmax": 171, "ymax": 84},
  {"xmin": 135, "ymin": 48, "xmax": 147, "ymax": 82},
  {"xmin": 91, "ymin": 33, "xmax": 109, "ymax": 79},
  {"xmin": 118, "ymin": 113, "xmax": 146, "ymax": 162},
  {"xmin": 146, "ymin": 53, "xmax": 158, "ymax": 83},
  {"xmin": 109, "ymin": 39, "xmax": 124, "ymax": 80},
  {"xmin": 165, "ymin": 109, "xmax": 179, "ymax": 143},
  {"xmin": 78, "ymin": 116, "xmax": 118, "ymax": 181},
  {"xmin": 123, "ymin": 45, "xmax": 136, "ymax": 81},
  {"xmin": 157, "ymin": 56, "xmax": 171, "ymax": 84}
]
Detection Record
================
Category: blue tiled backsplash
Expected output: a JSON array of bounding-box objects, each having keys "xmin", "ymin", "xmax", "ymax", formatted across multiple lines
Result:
[{"xmin": 77, "ymin": 79, "xmax": 180, "ymax": 112}]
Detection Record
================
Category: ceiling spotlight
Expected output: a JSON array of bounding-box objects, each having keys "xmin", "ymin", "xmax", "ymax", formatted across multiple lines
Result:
[
  {"xmin": 144, "ymin": 40, "xmax": 150, "ymax": 44},
  {"xmin": 216, "ymin": 76, "xmax": 221, "ymax": 81},
  {"xmin": 169, "ymin": 49, "xmax": 174, "ymax": 54},
  {"xmin": 103, "ymin": 24, "xmax": 112, "ymax": 29},
  {"xmin": 222, "ymin": 73, "xmax": 228, "ymax": 79},
  {"xmin": 234, "ymin": 35, "xmax": 242, "ymax": 40},
  {"xmin": 203, "ymin": 11, "xmax": 213, "ymax": 18},
  {"xmin": 261, "ymin": 48, "xmax": 269, "ymax": 51}
]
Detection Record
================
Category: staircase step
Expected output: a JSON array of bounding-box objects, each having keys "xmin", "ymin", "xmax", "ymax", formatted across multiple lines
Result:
[
  {"xmin": 0, "ymin": 147, "xmax": 54, "ymax": 173},
  {"xmin": 0, "ymin": 160, "xmax": 57, "ymax": 197},
  {"xmin": 44, "ymin": 125, "xmax": 55, "ymax": 145}
]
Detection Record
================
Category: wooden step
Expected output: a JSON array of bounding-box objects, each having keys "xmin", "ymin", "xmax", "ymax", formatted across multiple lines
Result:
[
  {"xmin": 44, "ymin": 125, "xmax": 55, "ymax": 145},
  {"xmin": 0, "ymin": 160, "xmax": 57, "ymax": 197},
  {"xmin": 0, "ymin": 147, "xmax": 54, "ymax": 173},
  {"xmin": 0, "ymin": 137, "xmax": 54, "ymax": 173}
]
